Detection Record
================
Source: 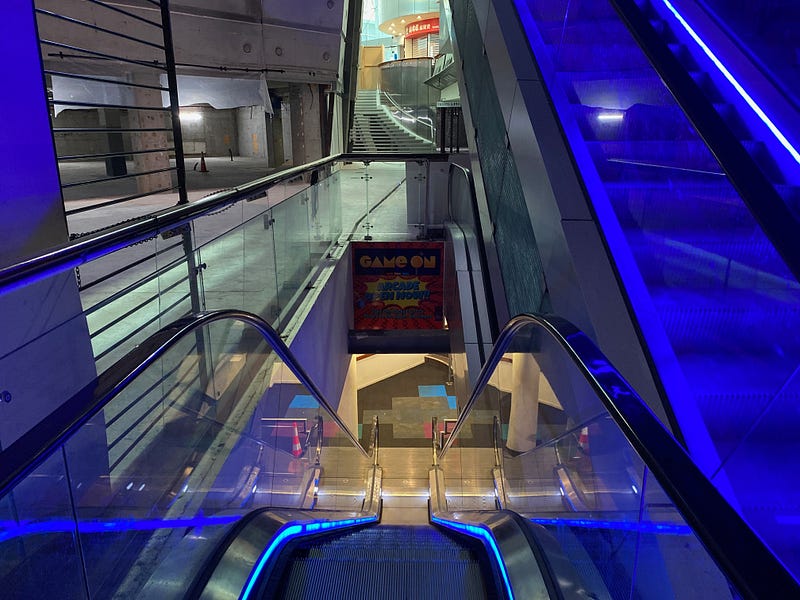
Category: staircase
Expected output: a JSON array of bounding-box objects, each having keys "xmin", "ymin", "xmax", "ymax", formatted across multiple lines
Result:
[
  {"xmin": 350, "ymin": 90, "xmax": 436, "ymax": 153},
  {"xmin": 265, "ymin": 525, "xmax": 495, "ymax": 599}
]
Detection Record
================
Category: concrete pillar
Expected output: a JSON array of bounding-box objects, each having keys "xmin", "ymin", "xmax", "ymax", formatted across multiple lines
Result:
[
  {"xmin": 289, "ymin": 83, "xmax": 323, "ymax": 166},
  {"xmin": 338, "ymin": 355, "xmax": 360, "ymax": 436},
  {"xmin": 129, "ymin": 72, "xmax": 173, "ymax": 193},
  {"xmin": 99, "ymin": 109, "xmax": 127, "ymax": 176},
  {"xmin": 507, "ymin": 353, "xmax": 540, "ymax": 453},
  {"xmin": 0, "ymin": 1, "xmax": 96, "ymax": 448}
]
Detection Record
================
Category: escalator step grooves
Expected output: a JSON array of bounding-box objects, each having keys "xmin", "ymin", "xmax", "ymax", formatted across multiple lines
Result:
[{"xmin": 268, "ymin": 525, "xmax": 494, "ymax": 599}]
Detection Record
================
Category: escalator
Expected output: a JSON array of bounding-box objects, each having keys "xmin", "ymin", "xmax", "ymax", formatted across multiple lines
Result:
[
  {"xmin": 0, "ymin": 308, "xmax": 796, "ymax": 598},
  {"xmin": 248, "ymin": 525, "xmax": 498, "ymax": 600},
  {"xmin": 453, "ymin": 0, "xmax": 800, "ymax": 576}
]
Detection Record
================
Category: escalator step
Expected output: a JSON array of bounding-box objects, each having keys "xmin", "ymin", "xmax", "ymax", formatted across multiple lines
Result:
[{"xmin": 268, "ymin": 525, "xmax": 494, "ymax": 600}]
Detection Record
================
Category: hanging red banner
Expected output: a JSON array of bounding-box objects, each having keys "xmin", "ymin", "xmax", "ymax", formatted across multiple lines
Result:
[{"xmin": 352, "ymin": 241, "xmax": 444, "ymax": 330}]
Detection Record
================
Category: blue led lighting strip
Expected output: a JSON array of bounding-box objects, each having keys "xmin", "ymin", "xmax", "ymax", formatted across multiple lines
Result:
[
  {"xmin": 239, "ymin": 516, "xmax": 377, "ymax": 600},
  {"xmin": 531, "ymin": 516, "xmax": 692, "ymax": 536},
  {"xmin": 0, "ymin": 513, "xmax": 244, "ymax": 543},
  {"xmin": 660, "ymin": 0, "xmax": 800, "ymax": 165},
  {"xmin": 430, "ymin": 516, "xmax": 515, "ymax": 600}
]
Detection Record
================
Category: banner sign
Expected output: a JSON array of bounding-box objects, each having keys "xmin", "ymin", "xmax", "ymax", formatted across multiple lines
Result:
[
  {"xmin": 352, "ymin": 241, "xmax": 444, "ymax": 330},
  {"xmin": 405, "ymin": 18, "xmax": 440, "ymax": 40}
]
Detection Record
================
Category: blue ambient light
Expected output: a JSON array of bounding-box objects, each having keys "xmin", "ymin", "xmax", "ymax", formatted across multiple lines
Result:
[
  {"xmin": 431, "ymin": 516, "xmax": 514, "ymax": 600},
  {"xmin": 239, "ymin": 516, "xmax": 377, "ymax": 600},
  {"xmin": 0, "ymin": 513, "xmax": 244, "ymax": 543},
  {"xmin": 660, "ymin": 0, "xmax": 800, "ymax": 165},
  {"xmin": 530, "ymin": 516, "xmax": 692, "ymax": 535}
]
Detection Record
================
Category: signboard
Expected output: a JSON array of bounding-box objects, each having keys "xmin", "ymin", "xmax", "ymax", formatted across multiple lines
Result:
[
  {"xmin": 352, "ymin": 241, "xmax": 444, "ymax": 330},
  {"xmin": 405, "ymin": 18, "xmax": 440, "ymax": 40}
]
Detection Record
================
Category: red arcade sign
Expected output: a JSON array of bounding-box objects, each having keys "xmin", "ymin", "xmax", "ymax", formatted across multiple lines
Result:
[
  {"xmin": 405, "ymin": 18, "xmax": 440, "ymax": 40},
  {"xmin": 352, "ymin": 241, "xmax": 444, "ymax": 331}
]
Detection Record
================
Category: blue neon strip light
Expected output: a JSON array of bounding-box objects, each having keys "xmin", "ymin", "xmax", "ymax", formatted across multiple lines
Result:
[
  {"xmin": 530, "ymin": 517, "xmax": 692, "ymax": 536},
  {"xmin": 0, "ymin": 514, "xmax": 243, "ymax": 543},
  {"xmin": 431, "ymin": 516, "xmax": 514, "ymax": 600},
  {"xmin": 660, "ymin": 0, "xmax": 800, "ymax": 165},
  {"xmin": 239, "ymin": 516, "xmax": 377, "ymax": 600}
]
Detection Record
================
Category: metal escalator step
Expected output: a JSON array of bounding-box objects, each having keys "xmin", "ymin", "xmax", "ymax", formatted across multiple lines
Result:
[{"xmin": 272, "ymin": 525, "xmax": 494, "ymax": 600}]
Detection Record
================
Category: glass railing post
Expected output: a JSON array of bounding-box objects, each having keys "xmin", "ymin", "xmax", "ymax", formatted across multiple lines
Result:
[{"xmin": 361, "ymin": 162, "xmax": 373, "ymax": 240}]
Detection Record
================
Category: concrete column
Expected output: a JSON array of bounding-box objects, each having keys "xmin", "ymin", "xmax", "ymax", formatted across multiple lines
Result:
[
  {"xmin": 99, "ymin": 109, "xmax": 127, "ymax": 176},
  {"xmin": 129, "ymin": 72, "xmax": 173, "ymax": 193},
  {"xmin": 338, "ymin": 355, "xmax": 360, "ymax": 436},
  {"xmin": 0, "ymin": 1, "xmax": 96, "ymax": 448},
  {"xmin": 507, "ymin": 353, "xmax": 540, "ymax": 453},
  {"xmin": 289, "ymin": 83, "xmax": 323, "ymax": 166}
]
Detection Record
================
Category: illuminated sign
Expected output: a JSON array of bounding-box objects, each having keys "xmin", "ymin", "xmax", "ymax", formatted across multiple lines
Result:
[
  {"xmin": 405, "ymin": 18, "xmax": 439, "ymax": 40},
  {"xmin": 352, "ymin": 242, "xmax": 444, "ymax": 330}
]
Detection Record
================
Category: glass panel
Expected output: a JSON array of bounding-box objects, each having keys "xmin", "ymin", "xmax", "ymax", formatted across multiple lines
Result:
[
  {"xmin": 271, "ymin": 188, "xmax": 314, "ymax": 318},
  {"xmin": 689, "ymin": 0, "xmax": 800, "ymax": 113},
  {"xmin": 441, "ymin": 320, "xmax": 740, "ymax": 599},
  {"xmin": 0, "ymin": 451, "xmax": 86, "ymax": 599},
  {"xmin": 342, "ymin": 161, "xmax": 409, "ymax": 240},
  {"xmin": 48, "ymin": 315, "xmax": 368, "ymax": 597},
  {"xmin": 378, "ymin": 58, "xmax": 438, "ymax": 144},
  {"xmin": 514, "ymin": 0, "xmax": 800, "ymax": 574},
  {"xmin": 79, "ymin": 234, "xmax": 192, "ymax": 372}
]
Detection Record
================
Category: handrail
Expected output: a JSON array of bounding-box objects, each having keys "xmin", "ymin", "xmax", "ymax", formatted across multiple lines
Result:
[
  {"xmin": 0, "ymin": 152, "xmax": 447, "ymax": 297},
  {"xmin": 608, "ymin": 0, "xmax": 800, "ymax": 283},
  {"xmin": 440, "ymin": 313, "xmax": 799, "ymax": 598},
  {"xmin": 447, "ymin": 162, "xmax": 500, "ymax": 339},
  {"xmin": 380, "ymin": 89, "xmax": 435, "ymax": 141},
  {"xmin": 0, "ymin": 309, "xmax": 368, "ymax": 499}
]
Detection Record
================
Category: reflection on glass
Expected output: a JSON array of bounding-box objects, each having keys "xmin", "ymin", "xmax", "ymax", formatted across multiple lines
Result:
[
  {"xmin": 0, "ymin": 451, "xmax": 86, "ymax": 598},
  {"xmin": 515, "ymin": 0, "xmax": 800, "ymax": 576},
  {"xmin": 0, "ymin": 315, "xmax": 368, "ymax": 597},
  {"xmin": 442, "ymin": 320, "xmax": 739, "ymax": 599}
]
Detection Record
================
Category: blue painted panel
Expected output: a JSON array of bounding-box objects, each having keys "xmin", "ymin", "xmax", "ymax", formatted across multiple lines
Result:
[
  {"xmin": 289, "ymin": 395, "xmax": 319, "ymax": 409},
  {"xmin": 418, "ymin": 384, "xmax": 447, "ymax": 398}
]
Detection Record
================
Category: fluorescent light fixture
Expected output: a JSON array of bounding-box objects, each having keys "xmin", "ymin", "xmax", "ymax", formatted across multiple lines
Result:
[
  {"xmin": 180, "ymin": 110, "xmax": 203, "ymax": 123},
  {"xmin": 661, "ymin": 0, "xmax": 800, "ymax": 165},
  {"xmin": 597, "ymin": 111, "xmax": 624, "ymax": 122}
]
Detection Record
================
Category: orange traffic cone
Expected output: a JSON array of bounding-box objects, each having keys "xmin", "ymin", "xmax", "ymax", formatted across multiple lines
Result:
[
  {"xmin": 291, "ymin": 421, "xmax": 303, "ymax": 458},
  {"xmin": 199, "ymin": 152, "xmax": 209, "ymax": 173},
  {"xmin": 578, "ymin": 426, "xmax": 590, "ymax": 454}
]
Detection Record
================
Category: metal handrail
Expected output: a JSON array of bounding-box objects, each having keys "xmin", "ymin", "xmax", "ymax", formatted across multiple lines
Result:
[
  {"xmin": 0, "ymin": 309, "xmax": 368, "ymax": 499},
  {"xmin": 439, "ymin": 313, "xmax": 799, "ymax": 597},
  {"xmin": 379, "ymin": 89, "xmax": 435, "ymax": 141},
  {"xmin": 0, "ymin": 152, "xmax": 447, "ymax": 297}
]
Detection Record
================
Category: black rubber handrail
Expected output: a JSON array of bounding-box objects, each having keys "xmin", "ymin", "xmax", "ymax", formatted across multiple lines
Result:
[
  {"xmin": 0, "ymin": 310, "xmax": 369, "ymax": 500},
  {"xmin": 0, "ymin": 152, "xmax": 447, "ymax": 296},
  {"xmin": 608, "ymin": 0, "xmax": 800, "ymax": 283},
  {"xmin": 440, "ymin": 313, "xmax": 799, "ymax": 599}
]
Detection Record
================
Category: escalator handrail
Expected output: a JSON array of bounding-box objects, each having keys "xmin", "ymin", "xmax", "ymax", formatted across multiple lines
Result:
[
  {"xmin": 607, "ymin": 0, "xmax": 800, "ymax": 283},
  {"xmin": 0, "ymin": 152, "xmax": 447, "ymax": 297},
  {"xmin": 440, "ymin": 313, "xmax": 799, "ymax": 598},
  {"xmin": 0, "ymin": 309, "xmax": 369, "ymax": 500}
]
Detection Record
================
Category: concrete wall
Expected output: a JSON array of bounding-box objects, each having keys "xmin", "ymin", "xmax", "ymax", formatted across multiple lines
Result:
[
  {"xmin": 286, "ymin": 247, "xmax": 353, "ymax": 412},
  {"xmin": 0, "ymin": 2, "xmax": 96, "ymax": 448},
  {"xmin": 236, "ymin": 105, "xmax": 268, "ymax": 158},
  {"xmin": 181, "ymin": 107, "xmax": 238, "ymax": 156}
]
